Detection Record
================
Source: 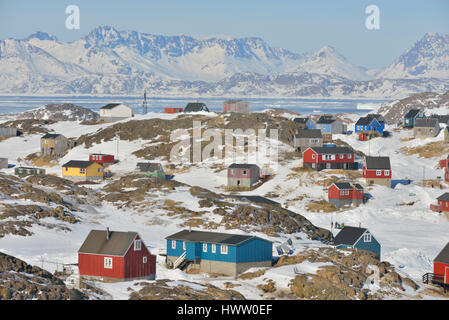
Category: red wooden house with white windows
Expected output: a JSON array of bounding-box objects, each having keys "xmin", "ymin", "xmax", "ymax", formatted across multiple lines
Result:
[
  {"xmin": 328, "ymin": 182, "xmax": 364, "ymax": 208},
  {"xmin": 423, "ymin": 242, "xmax": 449, "ymax": 291},
  {"xmin": 302, "ymin": 147, "xmax": 357, "ymax": 171},
  {"xmin": 89, "ymin": 153, "xmax": 115, "ymax": 165},
  {"xmin": 362, "ymin": 156, "xmax": 392, "ymax": 188},
  {"xmin": 439, "ymin": 155, "xmax": 449, "ymax": 183},
  {"xmin": 227, "ymin": 164, "xmax": 260, "ymax": 189},
  {"xmin": 78, "ymin": 229, "xmax": 156, "ymax": 281},
  {"xmin": 430, "ymin": 193, "xmax": 449, "ymax": 213}
]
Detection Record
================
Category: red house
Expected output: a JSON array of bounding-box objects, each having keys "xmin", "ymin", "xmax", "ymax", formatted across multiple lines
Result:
[
  {"xmin": 439, "ymin": 155, "xmax": 449, "ymax": 182},
  {"xmin": 430, "ymin": 193, "xmax": 449, "ymax": 213},
  {"xmin": 164, "ymin": 107, "xmax": 183, "ymax": 114},
  {"xmin": 328, "ymin": 182, "xmax": 364, "ymax": 208},
  {"xmin": 89, "ymin": 153, "xmax": 115, "ymax": 165},
  {"xmin": 425, "ymin": 242, "xmax": 449, "ymax": 289},
  {"xmin": 363, "ymin": 156, "xmax": 392, "ymax": 188},
  {"xmin": 78, "ymin": 229, "xmax": 156, "ymax": 281},
  {"xmin": 302, "ymin": 146, "xmax": 357, "ymax": 171}
]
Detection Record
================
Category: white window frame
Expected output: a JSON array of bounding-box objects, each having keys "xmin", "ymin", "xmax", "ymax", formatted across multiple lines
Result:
[
  {"xmin": 348, "ymin": 154, "xmax": 352, "ymax": 159},
  {"xmin": 104, "ymin": 257, "xmax": 113, "ymax": 269},
  {"xmin": 143, "ymin": 256, "xmax": 147, "ymax": 264},
  {"xmin": 340, "ymin": 190, "xmax": 344, "ymax": 196},
  {"xmin": 345, "ymin": 190, "xmax": 349, "ymax": 196},
  {"xmin": 312, "ymin": 154, "xmax": 316, "ymax": 159},
  {"xmin": 211, "ymin": 244, "xmax": 216, "ymax": 253},
  {"xmin": 134, "ymin": 239, "xmax": 142, "ymax": 251},
  {"xmin": 171, "ymin": 240, "xmax": 176, "ymax": 249},
  {"xmin": 203, "ymin": 243, "xmax": 207, "ymax": 252},
  {"xmin": 384, "ymin": 170, "xmax": 390, "ymax": 176},
  {"xmin": 364, "ymin": 233, "xmax": 372, "ymax": 242},
  {"xmin": 220, "ymin": 244, "xmax": 228, "ymax": 255},
  {"xmin": 376, "ymin": 170, "xmax": 381, "ymax": 176},
  {"xmin": 339, "ymin": 154, "xmax": 344, "ymax": 159}
]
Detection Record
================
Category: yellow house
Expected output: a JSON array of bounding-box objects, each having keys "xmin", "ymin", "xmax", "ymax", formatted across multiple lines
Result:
[{"xmin": 62, "ymin": 160, "xmax": 104, "ymax": 182}]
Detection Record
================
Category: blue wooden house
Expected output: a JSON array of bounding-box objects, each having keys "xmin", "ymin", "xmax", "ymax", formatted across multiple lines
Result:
[
  {"xmin": 355, "ymin": 114, "xmax": 385, "ymax": 135},
  {"xmin": 332, "ymin": 226, "xmax": 381, "ymax": 260},
  {"xmin": 294, "ymin": 117, "xmax": 315, "ymax": 129},
  {"xmin": 403, "ymin": 109, "xmax": 426, "ymax": 128},
  {"xmin": 315, "ymin": 116, "xmax": 345, "ymax": 134},
  {"xmin": 165, "ymin": 229, "xmax": 273, "ymax": 276}
]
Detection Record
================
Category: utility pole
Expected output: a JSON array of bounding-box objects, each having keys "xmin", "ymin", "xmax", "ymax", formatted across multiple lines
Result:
[{"xmin": 142, "ymin": 89, "xmax": 148, "ymax": 115}]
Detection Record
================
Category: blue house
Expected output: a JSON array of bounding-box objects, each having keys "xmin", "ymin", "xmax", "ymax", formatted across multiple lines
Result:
[
  {"xmin": 294, "ymin": 117, "xmax": 315, "ymax": 129},
  {"xmin": 403, "ymin": 109, "xmax": 426, "ymax": 128},
  {"xmin": 332, "ymin": 226, "xmax": 381, "ymax": 260},
  {"xmin": 355, "ymin": 114, "xmax": 385, "ymax": 135},
  {"xmin": 315, "ymin": 116, "xmax": 345, "ymax": 134},
  {"xmin": 165, "ymin": 229, "xmax": 273, "ymax": 276}
]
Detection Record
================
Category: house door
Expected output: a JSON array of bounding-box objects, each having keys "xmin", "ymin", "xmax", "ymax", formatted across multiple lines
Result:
[
  {"xmin": 237, "ymin": 180, "xmax": 240, "ymax": 185},
  {"xmin": 326, "ymin": 163, "xmax": 331, "ymax": 169}
]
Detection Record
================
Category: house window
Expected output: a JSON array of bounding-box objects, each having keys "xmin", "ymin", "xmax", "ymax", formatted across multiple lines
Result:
[
  {"xmin": 65, "ymin": 167, "xmax": 68, "ymax": 171},
  {"xmin": 340, "ymin": 190, "xmax": 345, "ymax": 196},
  {"xmin": 220, "ymin": 245, "xmax": 228, "ymax": 255},
  {"xmin": 143, "ymin": 256, "xmax": 147, "ymax": 264},
  {"xmin": 364, "ymin": 233, "xmax": 372, "ymax": 242},
  {"xmin": 345, "ymin": 190, "xmax": 349, "ymax": 196},
  {"xmin": 312, "ymin": 154, "xmax": 316, "ymax": 159},
  {"xmin": 171, "ymin": 240, "xmax": 176, "ymax": 249},
  {"xmin": 104, "ymin": 257, "xmax": 113, "ymax": 269},
  {"xmin": 203, "ymin": 243, "xmax": 207, "ymax": 252},
  {"xmin": 339, "ymin": 154, "xmax": 344, "ymax": 159},
  {"xmin": 80, "ymin": 168, "xmax": 85, "ymax": 174},
  {"xmin": 243, "ymin": 170, "xmax": 247, "ymax": 175},
  {"xmin": 134, "ymin": 239, "xmax": 142, "ymax": 251},
  {"xmin": 348, "ymin": 154, "xmax": 352, "ymax": 159},
  {"xmin": 211, "ymin": 244, "xmax": 216, "ymax": 253},
  {"xmin": 311, "ymin": 139, "xmax": 318, "ymax": 145},
  {"xmin": 231, "ymin": 169, "xmax": 235, "ymax": 175},
  {"xmin": 384, "ymin": 170, "xmax": 390, "ymax": 176},
  {"xmin": 376, "ymin": 170, "xmax": 381, "ymax": 176}
]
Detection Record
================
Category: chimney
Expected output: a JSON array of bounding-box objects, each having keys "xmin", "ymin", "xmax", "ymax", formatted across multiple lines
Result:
[
  {"xmin": 106, "ymin": 227, "xmax": 110, "ymax": 240},
  {"xmin": 359, "ymin": 223, "xmax": 361, "ymax": 228}
]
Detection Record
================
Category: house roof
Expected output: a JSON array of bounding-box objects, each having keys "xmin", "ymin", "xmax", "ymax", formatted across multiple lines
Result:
[
  {"xmin": 100, "ymin": 103, "xmax": 121, "ymax": 110},
  {"xmin": 365, "ymin": 156, "xmax": 391, "ymax": 170},
  {"xmin": 184, "ymin": 102, "xmax": 209, "ymax": 112},
  {"xmin": 228, "ymin": 163, "xmax": 260, "ymax": 169},
  {"xmin": 308, "ymin": 146, "xmax": 353, "ymax": 155},
  {"xmin": 437, "ymin": 193, "xmax": 449, "ymax": 202},
  {"xmin": 136, "ymin": 162, "xmax": 162, "ymax": 172},
  {"xmin": 293, "ymin": 117, "xmax": 310, "ymax": 124},
  {"xmin": 355, "ymin": 114, "xmax": 384, "ymax": 126},
  {"xmin": 62, "ymin": 160, "xmax": 100, "ymax": 168},
  {"xmin": 41, "ymin": 133, "xmax": 62, "ymax": 139},
  {"xmin": 431, "ymin": 114, "xmax": 449, "ymax": 124},
  {"xmin": 224, "ymin": 99, "xmax": 245, "ymax": 104},
  {"xmin": 90, "ymin": 153, "xmax": 113, "ymax": 156},
  {"xmin": 434, "ymin": 242, "xmax": 449, "ymax": 264},
  {"xmin": 415, "ymin": 118, "xmax": 439, "ymax": 128},
  {"xmin": 366, "ymin": 114, "xmax": 385, "ymax": 123},
  {"xmin": 234, "ymin": 195, "xmax": 280, "ymax": 206},
  {"xmin": 333, "ymin": 226, "xmax": 368, "ymax": 246},
  {"xmin": 295, "ymin": 129, "xmax": 322, "ymax": 139},
  {"xmin": 166, "ymin": 229, "xmax": 271, "ymax": 246},
  {"xmin": 333, "ymin": 182, "xmax": 353, "ymax": 190},
  {"xmin": 353, "ymin": 183, "xmax": 364, "ymax": 190},
  {"xmin": 404, "ymin": 109, "xmax": 422, "ymax": 119},
  {"xmin": 355, "ymin": 117, "xmax": 373, "ymax": 126},
  {"xmin": 316, "ymin": 116, "xmax": 336, "ymax": 124},
  {"xmin": 78, "ymin": 230, "xmax": 138, "ymax": 256}
]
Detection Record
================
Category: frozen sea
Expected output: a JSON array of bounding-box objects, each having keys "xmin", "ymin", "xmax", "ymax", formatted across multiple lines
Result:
[{"xmin": 0, "ymin": 96, "xmax": 387, "ymax": 115}]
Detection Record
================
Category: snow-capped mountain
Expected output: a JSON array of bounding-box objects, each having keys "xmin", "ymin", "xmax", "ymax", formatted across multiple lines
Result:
[
  {"xmin": 296, "ymin": 45, "xmax": 372, "ymax": 81},
  {"xmin": 0, "ymin": 26, "xmax": 449, "ymax": 97},
  {"xmin": 379, "ymin": 32, "xmax": 449, "ymax": 79}
]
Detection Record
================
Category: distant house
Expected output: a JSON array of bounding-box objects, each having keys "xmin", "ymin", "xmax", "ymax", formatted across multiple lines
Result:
[
  {"xmin": 431, "ymin": 114, "xmax": 449, "ymax": 126},
  {"xmin": 227, "ymin": 164, "xmax": 260, "ymax": 189},
  {"xmin": 444, "ymin": 126, "xmax": 449, "ymax": 143},
  {"xmin": 355, "ymin": 114, "xmax": 385, "ymax": 140},
  {"xmin": 14, "ymin": 167, "xmax": 46, "ymax": 176},
  {"xmin": 78, "ymin": 229, "xmax": 156, "ymax": 281},
  {"xmin": 328, "ymin": 183, "xmax": 364, "ymax": 208},
  {"xmin": 293, "ymin": 117, "xmax": 315, "ymax": 129},
  {"xmin": 165, "ymin": 229, "xmax": 272, "ymax": 276},
  {"xmin": 439, "ymin": 155, "xmax": 449, "ymax": 183},
  {"xmin": 62, "ymin": 160, "xmax": 104, "ymax": 182},
  {"xmin": 363, "ymin": 156, "xmax": 392, "ymax": 188},
  {"xmin": 430, "ymin": 193, "xmax": 449, "ymax": 213},
  {"xmin": 99, "ymin": 103, "xmax": 134, "ymax": 122},
  {"xmin": 315, "ymin": 116, "xmax": 346, "ymax": 134},
  {"xmin": 164, "ymin": 107, "xmax": 183, "ymax": 114},
  {"xmin": 89, "ymin": 153, "xmax": 115, "ymax": 165},
  {"xmin": 40, "ymin": 133, "xmax": 68, "ymax": 156},
  {"xmin": 302, "ymin": 146, "xmax": 357, "ymax": 171},
  {"xmin": 184, "ymin": 102, "xmax": 210, "ymax": 113},
  {"xmin": 135, "ymin": 162, "xmax": 166, "ymax": 180},
  {"xmin": 0, "ymin": 158, "xmax": 8, "ymax": 169},
  {"xmin": 234, "ymin": 195, "xmax": 281, "ymax": 207},
  {"xmin": 293, "ymin": 129, "xmax": 323, "ymax": 151},
  {"xmin": 403, "ymin": 109, "xmax": 426, "ymax": 128},
  {"xmin": 332, "ymin": 226, "xmax": 381, "ymax": 260},
  {"xmin": 414, "ymin": 118, "xmax": 440, "ymax": 138},
  {"xmin": 223, "ymin": 100, "xmax": 249, "ymax": 114},
  {"xmin": 0, "ymin": 127, "xmax": 17, "ymax": 138},
  {"xmin": 430, "ymin": 242, "xmax": 449, "ymax": 286}
]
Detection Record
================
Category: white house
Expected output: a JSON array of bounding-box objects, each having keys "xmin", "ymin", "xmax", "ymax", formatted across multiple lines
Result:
[{"xmin": 99, "ymin": 103, "xmax": 134, "ymax": 122}]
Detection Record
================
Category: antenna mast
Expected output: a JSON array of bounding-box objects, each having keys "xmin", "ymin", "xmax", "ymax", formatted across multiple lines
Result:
[{"xmin": 142, "ymin": 89, "xmax": 148, "ymax": 115}]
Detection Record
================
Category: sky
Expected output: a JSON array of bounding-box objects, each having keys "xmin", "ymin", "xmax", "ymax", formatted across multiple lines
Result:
[{"xmin": 0, "ymin": 0, "xmax": 448, "ymax": 69}]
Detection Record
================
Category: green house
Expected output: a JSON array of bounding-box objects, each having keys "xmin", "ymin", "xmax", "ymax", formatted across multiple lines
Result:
[{"xmin": 134, "ymin": 162, "xmax": 166, "ymax": 180}]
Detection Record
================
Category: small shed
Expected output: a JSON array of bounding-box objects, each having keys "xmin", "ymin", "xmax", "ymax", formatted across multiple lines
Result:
[
  {"xmin": 227, "ymin": 163, "xmax": 260, "ymax": 189},
  {"xmin": 135, "ymin": 162, "xmax": 166, "ymax": 180},
  {"xmin": 184, "ymin": 102, "xmax": 209, "ymax": 113},
  {"xmin": 414, "ymin": 118, "xmax": 440, "ymax": 138},
  {"xmin": 222, "ymin": 100, "xmax": 249, "ymax": 114},
  {"xmin": 99, "ymin": 103, "xmax": 134, "ymax": 122}
]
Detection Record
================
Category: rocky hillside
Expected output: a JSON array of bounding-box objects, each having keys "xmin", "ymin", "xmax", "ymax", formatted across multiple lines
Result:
[
  {"xmin": 0, "ymin": 251, "xmax": 85, "ymax": 300},
  {"xmin": 17, "ymin": 104, "xmax": 99, "ymax": 122},
  {"xmin": 377, "ymin": 90, "xmax": 449, "ymax": 124}
]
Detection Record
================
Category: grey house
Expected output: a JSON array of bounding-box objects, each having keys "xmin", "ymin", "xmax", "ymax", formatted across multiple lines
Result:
[
  {"xmin": 40, "ymin": 133, "xmax": 68, "ymax": 156},
  {"xmin": 135, "ymin": 162, "xmax": 166, "ymax": 180},
  {"xmin": 293, "ymin": 129, "xmax": 323, "ymax": 151},
  {"xmin": 413, "ymin": 118, "xmax": 440, "ymax": 138},
  {"xmin": 227, "ymin": 164, "xmax": 260, "ymax": 189},
  {"xmin": 0, "ymin": 127, "xmax": 17, "ymax": 138},
  {"xmin": 0, "ymin": 158, "xmax": 8, "ymax": 169},
  {"xmin": 184, "ymin": 102, "xmax": 210, "ymax": 113},
  {"xmin": 403, "ymin": 109, "xmax": 426, "ymax": 128},
  {"xmin": 315, "ymin": 116, "xmax": 346, "ymax": 134},
  {"xmin": 99, "ymin": 103, "xmax": 134, "ymax": 122},
  {"xmin": 14, "ymin": 167, "xmax": 46, "ymax": 176}
]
